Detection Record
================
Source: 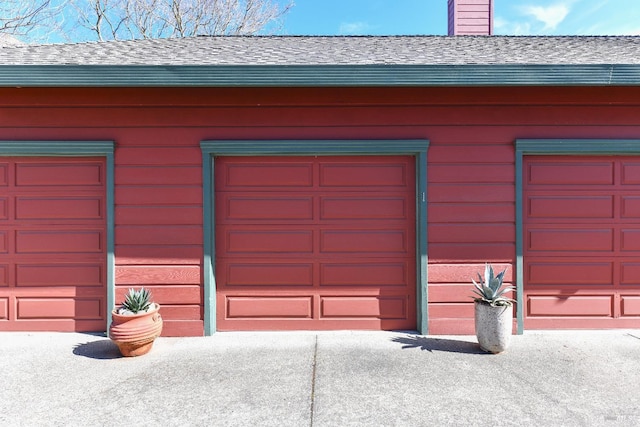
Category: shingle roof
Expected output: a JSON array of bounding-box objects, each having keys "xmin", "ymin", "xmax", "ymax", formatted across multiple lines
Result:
[
  {"xmin": 1, "ymin": 35, "xmax": 639, "ymax": 65},
  {"xmin": 0, "ymin": 35, "xmax": 639, "ymax": 87}
]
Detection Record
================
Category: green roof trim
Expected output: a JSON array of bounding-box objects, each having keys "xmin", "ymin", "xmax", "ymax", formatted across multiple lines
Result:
[{"xmin": 1, "ymin": 64, "xmax": 639, "ymax": 87}]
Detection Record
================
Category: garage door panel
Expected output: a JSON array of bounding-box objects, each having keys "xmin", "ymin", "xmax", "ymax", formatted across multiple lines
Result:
[
  {"xmin": 527, "ymin": 228, "xmax": 613, "ymax": 252},
  {"xmin": 319, "ymin": 163, "xmax": 407, "ymax": 188},
  {"xmin": 320, "ymin": 262, "xmax": 407, "ymax": 287},
  {"xmin": 15, "ymin": 162, "xmax": 103, "ymax": 187},
  {"xmin": 621, "ymin": 296, "xmax": 640, "ymax": 316},
  {"xmin": 621, "ymin": 196, "xmax": 640, "ymax": 218},
  {"xmin": 0, "ymin": 198, "xmax": 7, "ymax": 219},
  {"xmin": 15, "ymin": 197, "xmax": 103, "ymax": 220},
  {"xmin": 527, "ymin": 295, "xmax": 613, "ymax": 317},
  {"xmin": 620, "ymin": 162, "xmax": 640, "ymax": 184},
  {"xmin": 222, "ymin": 162, "xmax": 313, "ymax": 188},
  {"xmin": 527, "ymin": 261, "xmax": 613, "ymax": 285},
  {"xmin": 0, "ymin": 164, "xmax": 7, "ymax": 185},
  {"xmin": 527, "ymin": 162, "xmax": 614, "ymax": 186},
  {"xmin": 223, "ymin": 229, "xmax": 314, "ymax": 254},
  {"xmin": 223, "ymin": 195, "xmax": 314, "ymax": 221},
  {"xmin": 225, "ymin": 263, "xmax": 313, "ymax": 286},
  {"xmin": 320, "ymin": 296, "xmax": 407, "ymax": 319},
  {"xmin": 16, "ymin": 230, "xmax": 103, "ymax": 254},
  {"xmin": 320, "ymin": 230, "xmax": 408, "ymax": 254},
  {"xmin": 226, "ymin": 296, "xmax": 313, "ymax": 318},
  {"xmin": 16, "ymin": 297, "xmax": 103, "ymax": 319},
  {"xmin": 620, "ymin": 263, "xmax": 640, "ymax": 284},
  {"xmin": 528, "ymin": 195, "xmax": 613, "ymax": 219},
  {"xmin": 0, "ymin": 232, "xmax": 7, "ymax": 253},
  {"xmin": 321, "ymin": 196, "xmax": 408, "ymax": 220},
  {"xmin": 16, "ymin": 264, "xmax": 103, "ymax": 287},
  {"xmin": 0, "ymin": 297, "xmax": 7, "ymax": 318},
  {"xmin": 620, "ymin": 230, "xmax": 640, "ymax": 251}
]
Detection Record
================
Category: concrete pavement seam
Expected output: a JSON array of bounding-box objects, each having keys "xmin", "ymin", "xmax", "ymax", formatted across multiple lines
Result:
[{"xmin": 309, "ymin": 334, "xmax": 318, "ymax": 427}]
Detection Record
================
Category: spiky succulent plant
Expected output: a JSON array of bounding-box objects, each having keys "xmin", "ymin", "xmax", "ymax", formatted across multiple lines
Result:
[
  {"xmin": 120, "ymin": 287, "xmax": 153, "ymax": 314},
  {"xmin": 472, "ymin": 264, "xmax": 515, "ymax": 307}
]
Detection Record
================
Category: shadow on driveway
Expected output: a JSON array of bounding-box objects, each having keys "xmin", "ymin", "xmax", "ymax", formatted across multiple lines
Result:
[
  {"xmin": 73, "ymin": 339, "xmax": 122, "ymax": 359},
  {"xmin": 391, "ymin": 334, "xmax": 486, "ymax": 354}
]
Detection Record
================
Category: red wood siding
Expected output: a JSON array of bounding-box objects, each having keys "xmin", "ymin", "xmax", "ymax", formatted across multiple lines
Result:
[
  {"xmin": 2, "ymin": 86, "xmax": 640, "ymax": 335},
  {"xmin": 0, "ymin": 157, "xmax": 106, "ymax": 331},
  {"xmin": 215, "ymin": 156, "xmax": 416, "ymax": 330},
  {"xmin": 523, "ymin": 156, "xmax": 640, "ymax": 328},
  {"xmin": 114, "ymin": 142, "xmax": 202, "ymax": 336}
]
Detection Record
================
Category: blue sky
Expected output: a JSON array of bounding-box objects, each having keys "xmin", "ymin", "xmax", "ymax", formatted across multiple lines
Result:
[{"xmin": 282, "ymin": 0, "xmax": 640, "ymax": 36}]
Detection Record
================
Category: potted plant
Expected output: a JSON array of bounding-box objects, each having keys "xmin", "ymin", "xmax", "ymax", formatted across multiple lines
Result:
[
  {"xmin": 109, "ymin": 287, "xmax": 163, "ymax": 357},
  {"xmin": 471, "ymin": 264, "xmax": 515, "ymax": 353}
]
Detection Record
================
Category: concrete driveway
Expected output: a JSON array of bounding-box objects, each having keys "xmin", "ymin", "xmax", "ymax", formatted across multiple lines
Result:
[{"xmin": 1, "ymin": 330, "xmax": 639, "ymax": 426}]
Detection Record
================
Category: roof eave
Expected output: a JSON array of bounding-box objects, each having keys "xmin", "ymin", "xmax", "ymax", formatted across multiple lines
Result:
[{"xmin": 0, "ymin": 64, "xmax": 638, "ymax": 87}]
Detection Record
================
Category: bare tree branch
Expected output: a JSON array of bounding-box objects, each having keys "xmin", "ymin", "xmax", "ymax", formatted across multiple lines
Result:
[
  {"xmin": 65, "ymin": 0, "xmax": 293, "ymax": 41},
  {"xmin": 0, "ymin": 0, "xmax": 61, "ymax": 42}
]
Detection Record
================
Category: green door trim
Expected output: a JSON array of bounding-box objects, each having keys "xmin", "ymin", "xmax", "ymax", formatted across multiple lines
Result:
[
  {"xmin": 0, "ymin": 141, "xmax": 116, "ymax": 331},
  {"xmin": 200, "ymin": 140, "xmax": 430, "ymax": 335},
  {"xmin": 515, "ymin": 139, "xmax": 640, "ymax": 334}
]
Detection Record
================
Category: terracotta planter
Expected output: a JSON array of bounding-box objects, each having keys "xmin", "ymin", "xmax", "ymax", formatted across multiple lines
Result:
[
  {"xmin": 474, "ymin": 301, "xmax": 512, "ymax": 354},
  {"xmin": 109, "ymin": 303, "xmax": 163, "ymax": 357}
]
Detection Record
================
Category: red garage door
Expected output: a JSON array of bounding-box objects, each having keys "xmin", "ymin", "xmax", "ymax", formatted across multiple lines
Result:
[
  {"xmin": 0, "ymin": 157, "xmax": 107, "ymax": 332},
  {"xmin": 524, "ymin": 156, "xmax": 640, "ymax": 329},
  {"xmin": 215, "ymin": 156, "xmax": 416, "ymax": 331}
]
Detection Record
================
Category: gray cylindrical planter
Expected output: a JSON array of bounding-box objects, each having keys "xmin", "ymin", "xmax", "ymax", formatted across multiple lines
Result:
[{"xmin": 474, "ymin": 301, "xmax": 513, "ymax": 353}]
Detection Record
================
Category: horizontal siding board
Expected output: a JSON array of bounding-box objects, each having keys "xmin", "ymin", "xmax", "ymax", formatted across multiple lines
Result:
[
  {"xmin": 115, "ymin": 284, "xmax": 201, "ymax": 304},
  {"xmin": 115, "ymin": 167, "xmax": 202, "ymax": 185},
  {"xmin": 5, "ymin": 106, "xmax": 640, "ymax": 128},
  {"xmin": 161, "ymin": 320, "xmax": 203, "ymax": 337},
  {"xmin": 429, "ymin": 203, "xmax": 514, "ymax": 223},
  {"xmin": 115, "ymin": 245, "xmax": 202, "ymax": 264},
  {"xmin": 115, "ymin": 207, "xmax": 202, "ymax": 225},
  {"xmin": 428, "ymin": 224, "xmax": 515, "ymax": 243},
  {"xmin": 116, "ymin": 186, "xmax": 201, "ymax": 205},
  {"xmin": 429, "ymin": 283, "xmax": 475, "ymax": 303},
  {"xmin": 428, "ymin": 164, "xmax": 514, "ymax": 183},
  {"xmin": 154, "ymin": 305, "xmax": 201, "ymax": 320},
  {"xmin": 429, "ymin": 263, "xmax": 513, "ymax": 283},
  {"xmin": 115, "ymin": 147, "xmax": 201, "ymax": 165},
  {"xmin": 3, "ymin": 86, "xmax": 640, "ymax": 107},
  {"xmin": 428, "ymin": 243, "xmax": 515, "ymax": 263},
  {"xmin": 115, "ymin": 226, "xmax": 202, "ymax": 245},
  {"xmin": 428, "ymin": 145, "xmax": 514, "ymax": 163},
  {"xmin": 115, "ymin": 266, "xmax": 201, "ymax": 284},
  {"xmin": 429, "ymin": 184, "xmax": 514, "ymax": 203}
]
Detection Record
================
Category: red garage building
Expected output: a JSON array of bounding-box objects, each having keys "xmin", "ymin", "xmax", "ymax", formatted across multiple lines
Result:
[{"xmin": 1, "ymin": 4, "xmax": 640, "ymax": 336}]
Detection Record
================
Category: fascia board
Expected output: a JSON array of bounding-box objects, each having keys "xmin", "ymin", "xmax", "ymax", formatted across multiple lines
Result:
[{"xmin": 0, "ymin": 64, "xmax": 638, "ymax": 87}]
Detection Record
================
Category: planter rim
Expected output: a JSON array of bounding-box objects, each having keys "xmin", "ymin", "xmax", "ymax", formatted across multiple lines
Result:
[{"xmin": 111, "ymin": 303, "xmax": 161, "ymax": 319}]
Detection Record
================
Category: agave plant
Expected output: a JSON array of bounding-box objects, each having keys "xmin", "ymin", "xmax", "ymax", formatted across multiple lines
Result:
[
  {"xmin": 472, "ymin": 264, "xmax": 515, "ymax": 307},
  {"xmin": 119, "ymin": 287, "xmax": 153, "ymax": 314}
]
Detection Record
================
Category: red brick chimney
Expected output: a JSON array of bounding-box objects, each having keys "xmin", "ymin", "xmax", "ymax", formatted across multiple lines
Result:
[{"xmin": 448, "ymin": 0, "xmax": 494, "ymax": 35}]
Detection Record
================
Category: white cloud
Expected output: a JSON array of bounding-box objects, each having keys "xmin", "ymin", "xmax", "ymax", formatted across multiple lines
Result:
[
  {"xmin": 338, "ymin": 21, "xmax": 372, "ymax": 35},
  {"xmin": 520, "ymin": 3, "xmax": 571, "ymax": 30},
  {"xmin": 493, "ymin": 16, "xmax": 508, "ymax": 30}
]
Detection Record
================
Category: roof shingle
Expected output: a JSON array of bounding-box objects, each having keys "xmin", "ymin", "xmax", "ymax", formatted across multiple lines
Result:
[{"xmin": 1, "ymin": 35, "xmax": 639, "ymax": 66}]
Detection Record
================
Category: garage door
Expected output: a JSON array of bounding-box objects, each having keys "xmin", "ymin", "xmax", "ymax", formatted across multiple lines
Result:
[
  {"xmin": 523, "ymin": 156, "xmax": 640, "ymax": 329},
  {"xmin": 0, "ymin": 157, "xmax": 107, "ymax": 332},
  {"xmin": 215, "ymin": 156, "xmax": 416, "ymax": 330}
]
